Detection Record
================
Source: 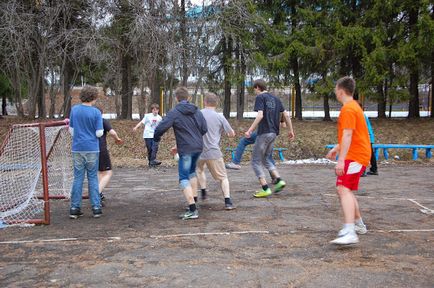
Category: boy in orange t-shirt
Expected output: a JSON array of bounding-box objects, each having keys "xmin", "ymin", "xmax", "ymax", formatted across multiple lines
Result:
[{"xmin": 326, "ymin": 77, "xmax": 371, "ymax": 245}]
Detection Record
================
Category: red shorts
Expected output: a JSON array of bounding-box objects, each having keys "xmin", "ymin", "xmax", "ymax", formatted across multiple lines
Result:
[{"xmin": 336, "ymin": 160, "xmax": 366, "ymax": 191}]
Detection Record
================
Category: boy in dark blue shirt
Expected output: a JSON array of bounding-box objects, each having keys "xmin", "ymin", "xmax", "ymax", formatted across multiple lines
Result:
[
  {"xmin": 245, "ymin": 79, "xmax": 295, "ymax": 198},
  {"xmin": 154, "ymin": 86, "xmax": 208, "ymax": 219}
]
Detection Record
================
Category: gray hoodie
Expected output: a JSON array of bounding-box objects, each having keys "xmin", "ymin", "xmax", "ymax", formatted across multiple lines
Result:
[{"xmin": 154, "ymin": 101, "xmax": 208, "ymax": 155}]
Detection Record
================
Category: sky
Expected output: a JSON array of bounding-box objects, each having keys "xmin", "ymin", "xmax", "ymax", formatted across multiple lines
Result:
[{"xmin": 190, "ymin": 0, "xmax": 211, "ymax": 6}]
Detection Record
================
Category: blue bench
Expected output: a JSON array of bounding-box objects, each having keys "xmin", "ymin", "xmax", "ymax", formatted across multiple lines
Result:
[
  {"xmin": 325, "ymin": 144, "xmax": 433, "ymax": 160},
  {"xmin": 225, "ymin": 147, "xmax": 288, "ymax": 161}
]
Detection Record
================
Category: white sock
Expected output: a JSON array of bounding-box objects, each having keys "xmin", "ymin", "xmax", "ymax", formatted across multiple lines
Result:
[
  {"xmin": 342, "ymin": 223, "xmax": 356, "ymax": 234},
  {"xmin": 355, "ymin": 218, "xmax": 364, "ymax": 226}
]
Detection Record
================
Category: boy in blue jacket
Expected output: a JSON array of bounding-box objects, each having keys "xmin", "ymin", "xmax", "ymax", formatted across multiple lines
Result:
[{"xmin": 154, "ymin": 86, "xmax": 208, "ymax": 220}]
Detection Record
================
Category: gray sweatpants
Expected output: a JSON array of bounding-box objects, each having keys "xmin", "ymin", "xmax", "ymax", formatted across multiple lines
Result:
[{"xmin": 251, "ymin": 133, "xmax": 277, "ymax": 179}]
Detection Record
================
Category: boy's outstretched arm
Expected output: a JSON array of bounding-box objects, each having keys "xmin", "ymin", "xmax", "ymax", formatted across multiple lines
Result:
[
  {"xmin": 133, "ymin": 120, "xmax": 143, "ymax": 131},
  {"xmin": 154, "ymin": 112, "xmax": 175, "ymax": 142},
  {"xmin": 108, "ymin": 129, "xmax": 123, "ymax": 144}
]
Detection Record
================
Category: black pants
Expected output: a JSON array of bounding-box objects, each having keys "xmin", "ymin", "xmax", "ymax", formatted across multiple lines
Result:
[
  {"xmin": 369, "ymin": 144, "xmax": 378, "ymax": 173},
  {"xmin": 145, "ymin": 138, "xmax": 159, "ymax": 162}
]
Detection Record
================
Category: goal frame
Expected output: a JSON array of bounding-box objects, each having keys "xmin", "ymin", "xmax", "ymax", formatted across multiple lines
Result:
[{"xmin": 0, "ymin": 119, "xmax": 70, "ymax": 225}]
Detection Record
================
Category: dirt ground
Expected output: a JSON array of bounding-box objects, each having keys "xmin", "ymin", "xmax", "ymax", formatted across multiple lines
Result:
[{"xmin": 0, "ymin": 163, "xmax": 433, "ymax": 287}]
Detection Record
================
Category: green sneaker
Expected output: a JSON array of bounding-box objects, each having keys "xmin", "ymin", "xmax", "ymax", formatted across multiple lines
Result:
[
  {"xmin": 274, "ymin": 180, "xmax": 286, "ymax": 193},
  {"xmin": 253, "ymin": 188, "xmax": 272, "ymax": 198}
]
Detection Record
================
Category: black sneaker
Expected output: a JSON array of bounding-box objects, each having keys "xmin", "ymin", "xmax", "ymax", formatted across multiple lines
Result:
[
  {"xmin": 224, "ymin": 198, "xmax": 235, "ymax": 210},
  {"xmin": 225, "ymin": 202, "xmax": 236, "ymax": 210},
  {"xmin": 100, "ymin": 193, "xmax": 106, "ymax": 207},
  {"xmin": 92, "ymin": 208, "xmax": 102, "ymax": 218},
  {"xmin": 69, "ymin": 208, "xmax": 83, "ymax": 219},
  {"xmin": 150, "ymin": 160, "xmax": 162, "ymax": 166},
  {"xmin": 181, "ymin": 209, "xmax": 199, "ymax": 220},
  {"xmin": 367, "ymin": 171, "xmax": 378, "ymax": 176}
]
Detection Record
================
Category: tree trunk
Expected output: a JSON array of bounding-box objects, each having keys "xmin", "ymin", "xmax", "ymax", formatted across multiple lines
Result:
[
  {"xmin": 115, "ymin": 88, "xmax": 121, "ymax": 117},
  {"xmin": 61, "ymin": 63, "xmax": 73, "ymax": 118},
  {"xmin": 407, "ymin": 4, "xmax": 420, "ymax": 118},
  {"xmin": 27, "ymin": 62, "xmax": 39, "ymax": 118},
  {"xmin": 138, "ymin": 74, "xmax": 145, "ymax": 120},
  {"xmin": 168, "ymin": 77, "xmax": 174, "ymax": 111},
  {"xmin": 431, "ymin": 55, "xmax": 434, "ymax": 118},
  {"xmin": 408, "ymin": 71, "xmax": 420, "ymax": 118},
  {"xmin": 386, "ymin": 79, "xmax": 393, "ymax": 118},
  {"xmin": 291, "ymin": 55, "xmax": 302, "ymax": 120},
  {"xmin": 223, "ymin": 36, "xmax": 232, "ymax": 118},
  {"xmin": 386, "ymin": 70, "xmax": 393, "ymax": 118},
  {"xmin": 12, "ymin": 72, "xmax": 24, "ymax": 117},
  {"xmin": 236, "ymin": 45, "xmax": 246, "ymax": 120},
  {"xmin": 180, "ymin": 0, "xmax": 188, "ymax": 87},
  {"xmin": 27, "ymin": 20, "xmax": 39, "ymax": 118},
  {"xmin": 37, "ymin": 74, "xmax": 45, "ymax": 119},
  {"xmin": 323, "ymin": 93, "xmax": 331, "ymax": 121},
  {"xmin": 377, "ymin": 84, "xmax": 386, "ymax": 118},
  {"xmin": 149, "ymin": 70, "xmax": 161, "ymax": 113},
  {"xmin": 289, "ymin": 3, "xmax": 302, "ymax": 120},
  {"xmin": 431, "ymin": 7, "xmax": 434, "ymax": 118},
  {"xmin": 48, "ymin": 70, "xmax": 56, "ymax": 118},
  {"xmin": 350, "ymin": 54, "xmax": 362, "ymax": 101},
  {"xmin": 120, "ymin": 54, "xmax": 132, "ymax": 119},
  {"xmin": 2, "ymin": 95, "xmax": 7, "ymax": 116}
]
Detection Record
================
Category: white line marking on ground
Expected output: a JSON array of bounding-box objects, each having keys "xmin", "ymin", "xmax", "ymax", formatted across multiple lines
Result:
[
  {"xmin": 407, "ymin": 199, "xmax": 434, "ymax": 215},
  {"xmin": 0, "ymin": 236, "xmax": 121, "ymax": 245},
  {"xmin": 2, "ymin": 229, "xmax": 432, "ymax": 245},
  {"xmin": 324, "ymin": 193, "xmax": 434, "ymax": 215},
  {"xmin": 374, "ymin": 229, "xmax": 434, "ymax": 233},
  {"xmin": 147, "ymin": 188, "xmax": 178, "ymax": 192},
  {"xmin": 150, "ymin": 230, "xmax": 270, "ymax": 239},
  {"xmin": 150, "ymin": 229, "xmax": 433, "ymax": 238},
  {"xmin": 324, "ymin": 193, "xmax": 432, "ymax": 201}
]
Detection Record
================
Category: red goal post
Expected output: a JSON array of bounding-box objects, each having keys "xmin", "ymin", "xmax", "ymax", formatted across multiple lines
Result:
[{"xmin": 0, "ymin": 120, "xmax": 72, "ymax": 225}]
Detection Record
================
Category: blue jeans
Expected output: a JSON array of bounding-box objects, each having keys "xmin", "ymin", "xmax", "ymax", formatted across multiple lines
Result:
[
  {"xmin": 178, "ymin": 152, "xmax": 201, "ymax": 189},
  {"xmin": 233, "ymin": 131, "xmax": 274, "ymax": 165},
  {"xmin": 145, "ymin": 138, "xmax": 159, "ymax": 162},
  {"xmin": 70, "ymin": 152, "xmax": 101, "ymax": 210}
]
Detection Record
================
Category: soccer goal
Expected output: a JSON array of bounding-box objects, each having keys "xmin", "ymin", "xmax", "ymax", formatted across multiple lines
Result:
[{"xmin": 0, "ymin": 120, "xmax": 73, "ymax": 225}]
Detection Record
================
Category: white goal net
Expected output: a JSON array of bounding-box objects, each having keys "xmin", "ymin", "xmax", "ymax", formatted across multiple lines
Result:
[{"xmin": 0, "ymin": 121, "xmax": 73, "ymax": 225}]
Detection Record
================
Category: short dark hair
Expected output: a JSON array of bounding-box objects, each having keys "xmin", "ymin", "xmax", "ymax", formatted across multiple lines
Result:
[
  {"xmin": 150, "ymin": 103, "xmax": 159, "ymax": 110},
  {"xmin": 253, "ymin": 79, "xmax": 267, "ymax": 91},
  {"xmin": 175, "ymin": 86, "xmax": 189, "ymax": 101},
  {"xmin": 204, "ymin": 92, "xmax": 219, "ymax": 106},
  {"xmin": 80, "ymin": 86, "xmax": 99, "ymax": 103},
  {"xmin": 336, "ymin": 77, "xmax": 356, "ymax": 96}
]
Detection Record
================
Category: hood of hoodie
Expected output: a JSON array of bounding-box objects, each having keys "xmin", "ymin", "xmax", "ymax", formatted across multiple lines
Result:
[{"xmin": 175, "ymin": 102, "xmax": 197, "ymax": 115}]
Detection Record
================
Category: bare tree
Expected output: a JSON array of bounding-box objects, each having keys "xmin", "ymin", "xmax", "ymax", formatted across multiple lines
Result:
[{"xmin": 0, "ymin": 0, "xmax": 97, "ymax": 118}]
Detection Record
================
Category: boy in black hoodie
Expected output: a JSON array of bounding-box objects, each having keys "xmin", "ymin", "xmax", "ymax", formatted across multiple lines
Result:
[{"xmin": 154, "ymin": 86, "xmax": 208, "ymax": 219}]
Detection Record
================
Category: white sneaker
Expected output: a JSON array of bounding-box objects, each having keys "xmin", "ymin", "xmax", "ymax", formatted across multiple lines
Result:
[
  {"xmin": 338, "ymin": 223, "xmax": 367, "ymax": 237},
  {"xmin": 225, "ymin": 162, "xmax": 241, "ymax": 170},
  {"xmin": 331, "ymin": 231, "xmax": 359, "ymax": 245},
  {"xmin": 355, "ymin": 223, "xmax": 367, "ymax": 234}
]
